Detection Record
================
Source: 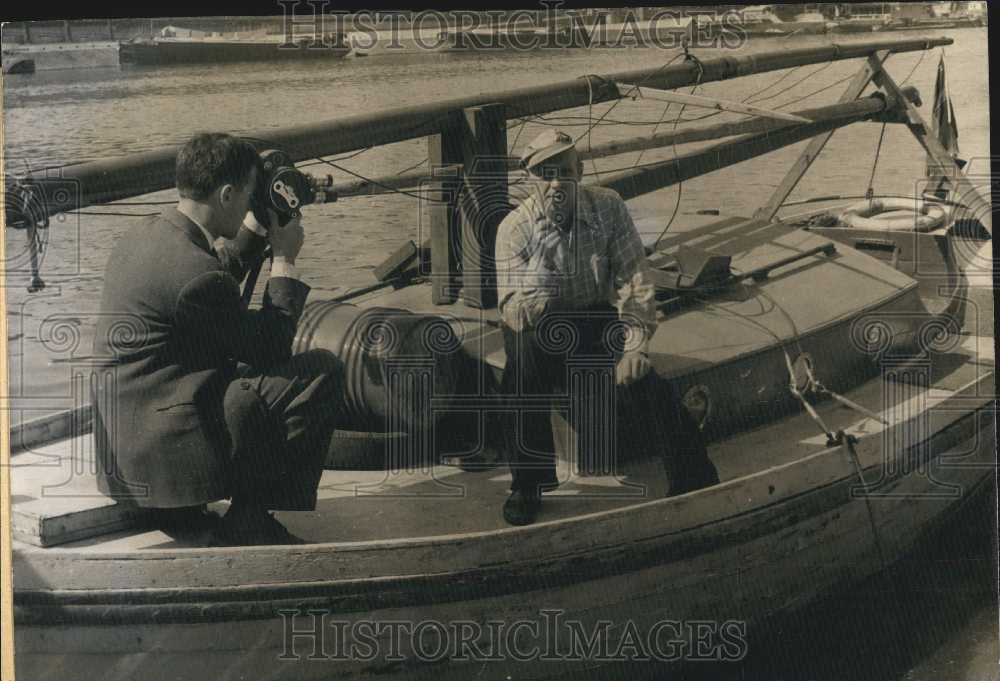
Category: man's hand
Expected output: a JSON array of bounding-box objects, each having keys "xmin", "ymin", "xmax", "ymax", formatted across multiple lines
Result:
[
  {"xmin": 616, "ymin": 349, "xmax": 651, "ymax": 386},
  {"xmin": 528, "ymin": 227, "xmax": 563, "ymax": 274},
  {"xmin": 269, "ymin": 213, "xmax": 304, "ymax": 264}
]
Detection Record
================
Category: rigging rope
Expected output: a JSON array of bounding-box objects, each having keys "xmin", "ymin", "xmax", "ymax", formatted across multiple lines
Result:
[
  {"xmin": 650, "ymin": 53, "xmax": 705, "ymax": 249},
  {"xmin": 747, "ymin": 61, "xmax": 833, "ymax": 105},
  {"xmin": 582, "ymin": 73, "xmax": 602, "ymax": 182},
  {"xmin": 297, "ymin": 145, "xmax": 374, "ymax": 168},
  {"xmin": 238, "ymin": 135, "xmax": 451, "ymax": 204},
  {"xmin": 690, "ymin": 266, "xmax": 888, "ymax": 447},
  {"xmin": 571, "ymin": 51, "xmax": 687, "ymax": 147},
  {"xmin": 839, "ymin": 431, "xmax": 897, "ymax": 606},
  {"xmin": 742, "ymin": 63, "xmax": 804, "ymax": 102},
  {"xmin": 865, "ymin": 121, "xmax": 889, "ymax": 202},
  {"xmin": 900, "ymin": 47, "xmax": 927, "ymax": 85},
  {"xmin": 304, "ymin": 157, "xmax": 451, "ymax": 203},
  {"xmin": 509, "ymin": 116, "xmax": 530, "ymax": 152}
]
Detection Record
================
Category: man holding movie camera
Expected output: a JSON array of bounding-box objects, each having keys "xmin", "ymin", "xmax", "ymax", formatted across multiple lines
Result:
[{"xmin": 93, "ymin": 132, "xmax": 342, "ymax": 545}]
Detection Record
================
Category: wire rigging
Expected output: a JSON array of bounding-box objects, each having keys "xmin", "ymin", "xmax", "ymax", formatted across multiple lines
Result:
[{"xmin": 747, "ymin": 61, "xmax": 833, "ymax": 105}]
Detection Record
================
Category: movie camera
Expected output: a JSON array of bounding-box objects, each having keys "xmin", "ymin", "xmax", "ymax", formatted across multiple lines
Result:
[{"xmin": 251, "ymin": 149, "xmax": 336, "ymax": 228}]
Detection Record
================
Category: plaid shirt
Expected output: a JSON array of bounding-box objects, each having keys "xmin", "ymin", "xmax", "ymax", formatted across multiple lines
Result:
[{"xmin": 496, "ymin": 184, "xmax": 656, "ymax": 347}]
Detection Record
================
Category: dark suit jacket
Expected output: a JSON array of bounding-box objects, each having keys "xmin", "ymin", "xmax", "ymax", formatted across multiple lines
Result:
[{"xmin": 93, "ymin": 208, "xmax": 310, "ymax": 507}]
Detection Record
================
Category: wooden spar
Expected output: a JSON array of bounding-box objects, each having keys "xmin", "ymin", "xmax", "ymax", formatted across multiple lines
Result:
[
  {"xmin": 596, "ymin": 110, "xmax": 892, "ymax": 203},
  {"xmin": 329, "ymin": 94, "xmax": 903, "ymax": 199},
  {"xmin": 870, "ymin": 62, "xmax": 993, "ymax": 236},
  {"xmin": 579, "ymin": 91, "xmax": 912, "ymax": 158},
  {"xmin": 30, "ymin": 37, "xmax": 951, "ymax": 216},
  {"xmin": 754, "ymin": 50, "xmax": 891, "ymax": 221}
]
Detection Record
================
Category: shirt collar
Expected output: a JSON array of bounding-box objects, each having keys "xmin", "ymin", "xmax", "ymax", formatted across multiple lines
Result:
[{"xmin": 176, "ymin": 205, "xmax": 216, "ymax": 253}]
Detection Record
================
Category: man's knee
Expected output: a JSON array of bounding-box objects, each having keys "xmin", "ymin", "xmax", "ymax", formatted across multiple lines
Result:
[
  {"xmin": 290, "ymin": 348, "xmax": 344, "ymax": 386},
  {"xmin": 284, "ymin": 349, "xmax": 345, "ymax": 430},
  {"xmin": 224, "ymin": 378, "xmax": 269, "ymax": 450}
]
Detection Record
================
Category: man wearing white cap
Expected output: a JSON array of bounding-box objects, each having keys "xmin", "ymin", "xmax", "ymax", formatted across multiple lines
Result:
[{"xmin": 494, "ymin": 129, "xmax": 718, "ymax": 525}]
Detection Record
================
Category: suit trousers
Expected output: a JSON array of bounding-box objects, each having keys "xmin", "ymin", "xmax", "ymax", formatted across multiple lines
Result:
[
  {"xmin": 499, "ymin": 309, "xmax": 718, "ymax": 496},
  {"xmin": 222, "ymin": 348, "xmax": 343, "ymax": 511}
]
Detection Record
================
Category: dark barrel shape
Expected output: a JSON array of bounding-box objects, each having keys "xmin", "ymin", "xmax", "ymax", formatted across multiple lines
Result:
[{"xmin": 292, "ymin": 301, "xmax": 471, "ymax": 433}]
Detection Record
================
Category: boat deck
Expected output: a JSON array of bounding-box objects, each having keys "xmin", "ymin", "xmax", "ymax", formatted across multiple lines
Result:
[
  {"xmin": 11, "ymin": 331, "xmax": 993, "ymax": 552},
  {"xmin": 350, "ymin": 213, "xmax": 921, "ymax": 376}
]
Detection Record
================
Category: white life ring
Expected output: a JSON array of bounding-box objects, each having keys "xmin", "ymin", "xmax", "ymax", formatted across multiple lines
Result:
[{"xmin": 839, "ymin": 198, "xmax": 950, "ymax": 232}]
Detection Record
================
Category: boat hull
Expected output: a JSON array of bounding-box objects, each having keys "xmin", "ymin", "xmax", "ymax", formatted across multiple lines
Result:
[
  {"xmin": 13, "ymin": 372, "xmax": 996, "ymax": 680},
  {"xmin": 831, "ymin": 20, "xmax": 889, "ymax": 33},
  {"xmin": 2, "ymin": 57, "xmax": 35, "ymax": 74},
  {"xmin": 2, "ymin": 42, "xmax": 119, "ymax": 71},
  {"xmin": 738, "ymin": 20, "xmax": 828, "ymax": 37}
]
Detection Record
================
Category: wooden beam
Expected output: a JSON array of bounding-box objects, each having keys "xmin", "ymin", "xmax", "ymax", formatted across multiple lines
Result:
[
  {"xmin": 871, "ymin": 64, "xmax": 993, "ymax": 236},
  {"xmin": 596, "ymin": 110, "xmax": 894, "ymax": 202},
  {"xmin": 754, "ymin": 50, "xmax": 891, "ymax": 221}
]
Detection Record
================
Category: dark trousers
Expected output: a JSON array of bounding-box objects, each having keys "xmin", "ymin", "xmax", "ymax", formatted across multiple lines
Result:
[
  {"xmin": 499, "ymin": 310, "xmax": 718, "ymax": 496},
  {"xmin": 222, "ymin": 349, "xmax": 343, "ymax": 511}
]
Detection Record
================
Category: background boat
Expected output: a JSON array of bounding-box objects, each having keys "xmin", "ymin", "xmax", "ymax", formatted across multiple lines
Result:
[
  {"xmin": 1, "ymin": 41, "xmax": 119, "ymax": 71},
  {"xmin": 119, "ymin": 34, "xmax": 351, "ymax": 65}
]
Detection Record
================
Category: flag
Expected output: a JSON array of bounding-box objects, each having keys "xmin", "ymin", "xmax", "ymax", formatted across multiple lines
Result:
[{"xmin": 926, "ymin": 53, "xmax": 966, "ymax": 197}]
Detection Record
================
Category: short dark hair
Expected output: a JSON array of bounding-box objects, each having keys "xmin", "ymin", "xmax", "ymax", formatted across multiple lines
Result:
[{"xmin": 175, "ymin": 133, "xmax": 259, "ymax": 200}]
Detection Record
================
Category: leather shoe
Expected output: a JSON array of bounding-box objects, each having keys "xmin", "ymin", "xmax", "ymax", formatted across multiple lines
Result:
[
  {"xmin": 214, "ymin": 509, "xmax": 307, "ymax": 546},
  {"xmin": 503, "ymin": 488, "xmax": 542, "ymax": 526},
  {"xmin": 149, "ymin": 505, "xmax": 222, "ymax": 533},
  {"xmin": 666, "ymin": 459, "xmax": 720, "ymax": 498}
]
